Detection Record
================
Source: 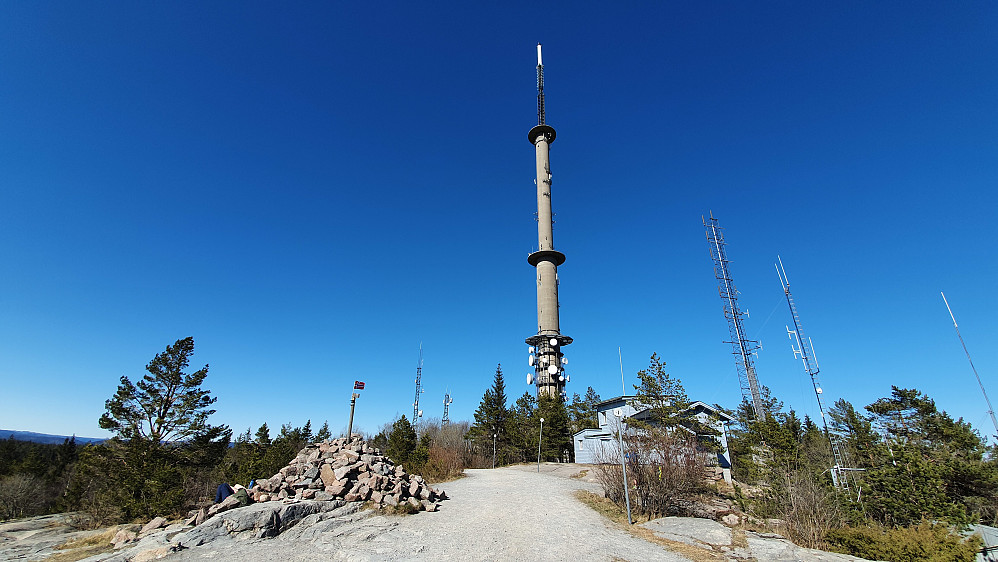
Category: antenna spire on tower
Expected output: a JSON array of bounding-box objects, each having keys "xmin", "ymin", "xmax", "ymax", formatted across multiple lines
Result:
[{"xmin": 536, "ymin": 43, "xmax": 545, "ymax": 126}]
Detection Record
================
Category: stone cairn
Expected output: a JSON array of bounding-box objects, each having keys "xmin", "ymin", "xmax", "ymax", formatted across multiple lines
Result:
[{"xmin": 190, "ymin": 437, "xmax": 447, "ymax": 525}]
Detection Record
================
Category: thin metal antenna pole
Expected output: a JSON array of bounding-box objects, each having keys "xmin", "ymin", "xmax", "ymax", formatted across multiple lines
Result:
[
  {"xmin": 941, "ymin": 292, "xmax": 998, "ymax": 438},
  {"xmin": 618, "ymin": 347, "xmax": 626, "ymax": 395},
  {"xmin": 615, "ymin": 414, "xmax": 633, "ymax": 524},
  {"xmin": 537, "ymin": 418, "xmax": 544, "ymax": 472}
]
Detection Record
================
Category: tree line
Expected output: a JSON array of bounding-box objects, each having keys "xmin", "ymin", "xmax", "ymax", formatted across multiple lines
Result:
[
  {"xmin": 0, "ymin": 337, "xmax": 468, "ymax": 526},
  {"xmin": 463, "ymin": 364, "xmax": 603, "ymax": 467}
]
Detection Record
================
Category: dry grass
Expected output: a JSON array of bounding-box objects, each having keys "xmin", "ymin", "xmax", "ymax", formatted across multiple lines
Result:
[
  {"xmin": 570, "ymin": 469, "xmax": 590, "ymax": 479},
  {"xmin": 48, "ymin": 527, "xmax": 118, "ymax": 562},
  {"xmin": 573, "ymin": 490, "xmax": 727, "ymax": 562}
]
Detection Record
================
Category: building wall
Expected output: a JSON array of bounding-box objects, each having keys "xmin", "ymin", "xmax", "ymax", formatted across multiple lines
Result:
[{"xmin": 575, "ymin": 396, "xmax": 733, "ymax": 483}]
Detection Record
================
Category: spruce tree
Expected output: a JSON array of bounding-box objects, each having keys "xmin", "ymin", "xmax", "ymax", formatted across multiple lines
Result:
[
  {"xmin": 567, "ymin": 386, "xmax": 601, "ymax": 435},
  {"xmin": 255, "ymin": 423, "xmax": 271, "ymax": 445},
  {"xmin": 536, "ymin": 394, "xmax": 573, "ymax": 462},
  {"xmin": 467, "ymin": 364, "xmax": 510, "ymax": 465},
  {"xmin": 386, "ymin": 415, "xmax": 418, "ymax": 469}
]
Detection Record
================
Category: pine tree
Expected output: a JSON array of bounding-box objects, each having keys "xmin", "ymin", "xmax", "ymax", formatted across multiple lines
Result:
[{"xmin": 632, "ymin": 353, "xmax": 688, "ymax": 428}]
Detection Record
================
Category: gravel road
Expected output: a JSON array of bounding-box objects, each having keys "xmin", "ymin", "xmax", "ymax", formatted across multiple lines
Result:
[{"xmin": 165, "ymin": 464, "xmax": 690, "ymax": 561}]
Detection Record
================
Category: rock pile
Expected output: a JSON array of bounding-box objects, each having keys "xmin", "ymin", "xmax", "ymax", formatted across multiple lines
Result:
[{"xmin": 190, "ymin": 437, "xmax": 447, "ymax": 525}]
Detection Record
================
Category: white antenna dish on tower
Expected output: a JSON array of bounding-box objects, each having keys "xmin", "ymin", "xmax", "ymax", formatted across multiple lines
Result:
[
  {"xmin": 549, "ymin": 338, "xmax": 558, "ymax": 346},
  {"xmin": 528, "ymin": 355, "xmax": 535, "ymax": 366},
  {"xmin": 527, "ymin": 373, "xmax": 534, "ymax": 385},
  {"xmin": 547, "ymin": 364, "xmax": 558, "ymax": 375}
]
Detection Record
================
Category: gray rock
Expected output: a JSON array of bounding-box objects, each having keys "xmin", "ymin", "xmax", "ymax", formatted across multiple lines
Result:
[
  {"xmin": 173, "ymin": 500, "xmax": 347, "ymax": 547},
  {"xmin": 334, "ymin": 465, "xmax": 353, "ymax": 480},
  {"xmin": 303, "ymin": 466, "xmax": 319, "ymax": 479},
  {"xmin": 641, "ymin": 517, "xmax": 732, "ymax": 547}
]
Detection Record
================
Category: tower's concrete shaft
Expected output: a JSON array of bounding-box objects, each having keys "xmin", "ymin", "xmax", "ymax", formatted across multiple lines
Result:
[{"xmin": 525, "ymin": 44, "xmax": 571, "ymax": 400}]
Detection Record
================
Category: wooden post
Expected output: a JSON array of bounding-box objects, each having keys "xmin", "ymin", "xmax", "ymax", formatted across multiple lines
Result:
[{"xmin": 347, "ymin": 392, "xmax": 359, "ymax": 439}]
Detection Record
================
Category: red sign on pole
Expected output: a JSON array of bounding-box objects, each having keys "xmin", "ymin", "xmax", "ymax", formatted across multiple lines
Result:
[{"xmin": 354, "ymin": 381, "xmax": 365, "ymax": 390}]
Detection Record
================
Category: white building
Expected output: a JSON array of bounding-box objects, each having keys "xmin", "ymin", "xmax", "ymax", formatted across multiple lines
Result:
[{"xmin": 572, "ymin": 395, "xmax": 734, "ymax": 483}]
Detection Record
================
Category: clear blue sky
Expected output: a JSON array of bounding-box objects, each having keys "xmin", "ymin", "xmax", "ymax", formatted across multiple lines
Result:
[{"xmin": 2, "ymin": 2, "xmax": 995, "ymax": 443}]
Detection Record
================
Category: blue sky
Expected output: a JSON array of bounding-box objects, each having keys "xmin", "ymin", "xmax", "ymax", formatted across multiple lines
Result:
[{"xmin": 2, "ymin": 2, "xmax": 996, "ymax": 443}]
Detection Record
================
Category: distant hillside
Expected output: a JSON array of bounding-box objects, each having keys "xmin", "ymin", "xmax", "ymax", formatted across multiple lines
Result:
[{"xmin": 0, "ymin": 429, "xmax": 106, "ymax": 445}]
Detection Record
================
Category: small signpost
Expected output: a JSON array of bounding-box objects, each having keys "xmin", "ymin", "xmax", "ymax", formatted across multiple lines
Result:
[{"xmin": 347, "ymin": 381, "xmax": 364, "ymax": 439}]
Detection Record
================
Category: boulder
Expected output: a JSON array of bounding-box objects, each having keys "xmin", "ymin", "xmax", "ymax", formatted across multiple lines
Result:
[
  {"xmin": 319, "ymin": 464, "xmax": 337, "ymax": 487},
  {"xmin": 333, "ymin": 465, "xmax": 353, "ymax": 481},
  {"xmin": 112, "ymin": 529, "xmax": 138, "ymax": 548},
  {"xmin": 139, "ymin": 516, "xmax": 168, "ymax": 537}
]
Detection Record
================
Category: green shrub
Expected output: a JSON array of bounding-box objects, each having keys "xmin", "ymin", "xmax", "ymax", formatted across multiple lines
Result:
[{"xmin": 826, "ymin": 521, "xmax": 981, "ymax": 562}]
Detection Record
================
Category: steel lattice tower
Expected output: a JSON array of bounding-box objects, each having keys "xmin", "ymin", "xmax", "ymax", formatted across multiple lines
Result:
[
  {"xmin": 704, "ymin": 213, "xmax": 765, "ymax": 421},
  {"xmin": 413, "ymin": 345, "xmax": 424, "ymax": 422},
  {"xmin": 442, "ymin": 392, "xmax": 453, "ymax": 426},
  {"xmin": 777, "ymin": 257, "xmax": 853, "ymax": 491}
]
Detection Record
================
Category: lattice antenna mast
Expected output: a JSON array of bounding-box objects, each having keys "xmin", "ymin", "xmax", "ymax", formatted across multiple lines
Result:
[
  {"xmin": 413, "ymin": 344, "xmax": 424, "ymax": 422},
  {"xmin": 704, "ymin": 213, "xmax": 765, "ymax": 421},
  {"xmin": 777, "ymin": 256, "xmax": 853, "ymax": 491},
  {"xmin": 941, "ymin": 292, "xmax": 998, "ymax": 440},
  {"xmin": 442, "ymin": 391, "xmax": 453, "ymax": 426}
]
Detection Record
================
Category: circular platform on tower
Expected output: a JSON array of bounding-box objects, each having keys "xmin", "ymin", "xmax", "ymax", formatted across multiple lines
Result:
[
  {"xmin": 525, "ymin": 334, "xmax": 573, "ymax": 347},
  {"xmin": 528, "ymin": 125, "xmax": 556, "ymax": 145},
  {"xmin": 527, "ymin": 250, "xmax": 566, "ymax": 267}
]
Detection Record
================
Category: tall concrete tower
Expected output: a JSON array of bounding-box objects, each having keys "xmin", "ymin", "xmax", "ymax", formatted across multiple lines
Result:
[{"xmin": 525, "ymin": 44, "xmax": 572, "ymax": 400}]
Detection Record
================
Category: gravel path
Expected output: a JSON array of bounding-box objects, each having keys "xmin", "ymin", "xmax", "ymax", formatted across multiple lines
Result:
[{"xmin": 165, "ymin": 464, "xmax": 690, "ymax": 561}]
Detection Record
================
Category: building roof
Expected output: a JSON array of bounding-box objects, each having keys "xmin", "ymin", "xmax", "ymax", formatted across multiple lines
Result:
[{"xmin": 594, "ymin": 396, "xmax": 733, "ymax": 423}]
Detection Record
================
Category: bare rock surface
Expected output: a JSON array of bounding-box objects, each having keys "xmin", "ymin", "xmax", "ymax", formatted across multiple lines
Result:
[
  {"xmin": 2, "ymin": 464, "xmax": 882, "ymax": 562},
  {"xmin": 0, "ymin": 513, "xmax": 98, "ymax": 560},
  {"xmin": 160, "ymin": 464, "xmax": 689, "ymax": 562}
]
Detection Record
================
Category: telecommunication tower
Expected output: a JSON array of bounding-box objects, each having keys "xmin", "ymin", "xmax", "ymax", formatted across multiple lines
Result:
[
  {"xmin": 525, "ymin": 43, "xmax": 572, "ymax": 400},
  {"xmin": 413, "ymin": 345, "xmax": 424, "ymax": 422},
  {"xmin": 442, "ymin": 392, "xmax": 453, "ymax": 426},
  {"xmin": 704, "ymin": 213, "xmax": 765, "ymax": 421},
  {"xmin": 777, "ymin": 256, "xmax": 853, "ymax": 491}
]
